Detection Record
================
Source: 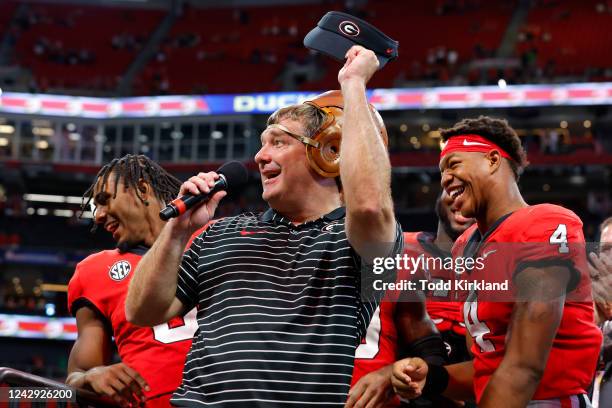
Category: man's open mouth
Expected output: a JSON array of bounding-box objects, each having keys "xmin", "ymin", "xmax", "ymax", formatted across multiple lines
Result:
[
  {"xmin": 105, "ymin": 221, "xmax": 119, "ymax": 233},
  {"xmin": 448, "ymin": 185, "xmax": 465, "ymax": 200}
]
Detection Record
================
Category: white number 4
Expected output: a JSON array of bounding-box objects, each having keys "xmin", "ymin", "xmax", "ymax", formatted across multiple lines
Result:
[
  {"xmin": 549, "ymin": 224, "xmax": 569, "ymax": 254},
  {"xmin": 464, "ymin": 299, "xmax": 495, "ymax": 353}
]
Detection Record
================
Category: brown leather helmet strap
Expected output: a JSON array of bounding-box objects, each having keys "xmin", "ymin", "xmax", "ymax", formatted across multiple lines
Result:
[{"xmin": 265, "ymin": 123, "xmax": 320, "ymax": 148}]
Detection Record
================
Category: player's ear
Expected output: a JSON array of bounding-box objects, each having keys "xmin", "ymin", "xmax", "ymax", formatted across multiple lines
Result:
[
  {"xmin": 137, "ymin": 179, "xmax": 152, "ymax": 203},
  {"xmin": 486, "ymin": 150, "xmax": 502, "ymax": 174}
]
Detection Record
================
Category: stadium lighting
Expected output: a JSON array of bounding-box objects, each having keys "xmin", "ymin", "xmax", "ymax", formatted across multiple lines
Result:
[
  {"xmin": 35, "ymin": 140, "xmax": 49, "ymax": 149},
  {"xmin": 32, "ymin": 127, "xmax": 55, "ymax": 136},
  {"xmin": 23, "ymin": 193, "xmax": 84, "ymax": 204},
  {"xmin": 53, "ymin": 209, "xmax": 74, "ymax": 217},
  {"xmin": 41, "ymin": 283, "xmax": 68, "ymax": 292},
  {"xmin": 45, "ymin": 303, "xmax": 56, "ymax": 317},
  {"xmin": 65, "ymin": 196, "xmax": 84, "ymax": 204},
  {"xmin": 0, "ymin": 125, "xmax": 15, "ymax": 134},
  {"xmin": 24, "ymin": 194, "xmax": 64, "ymax": 203}
]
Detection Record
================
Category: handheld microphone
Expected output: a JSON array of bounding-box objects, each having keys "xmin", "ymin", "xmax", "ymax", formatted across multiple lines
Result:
[{"xmin": 159, "ymin": 161, "xmax": 248, "ymax": 221}]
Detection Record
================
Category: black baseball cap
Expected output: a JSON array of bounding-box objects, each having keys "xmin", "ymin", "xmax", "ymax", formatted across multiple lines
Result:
[{"xmin": 304, "ymin": 11, "xmax": 399, "ymax": 69}]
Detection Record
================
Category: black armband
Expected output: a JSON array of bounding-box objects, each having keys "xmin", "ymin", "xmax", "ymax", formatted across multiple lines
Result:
[
  {"xmin": 422, "ymin": 364, "xmax": 449, "ymax": 396},
  {"xmin": 402, "ymin": 334, "xmax": 449, "ymax": 366}
]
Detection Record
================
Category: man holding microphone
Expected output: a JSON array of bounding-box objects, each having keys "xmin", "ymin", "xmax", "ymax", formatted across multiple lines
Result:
[{"xmin": 126, "ymin": 45, "xmax": 402, "ymax": 407}]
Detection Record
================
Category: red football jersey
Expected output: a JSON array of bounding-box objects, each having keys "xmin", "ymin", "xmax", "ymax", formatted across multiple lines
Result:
[
  {"xmin": 452, "ymin": 204, "xmax": 602, "ymax": 402},
  {"xmin": 352, "ymin": 302, "xmax": 398, "ymax": 382},
  {"xmin": 351, "ymin": 232, "xmax": 464, "ymax": 407},
  {"xmin": 404, "ymin": 232, "xmax": 465, "ymax": 335},
  {"xmin": 68, "ymin": 247, "xmax": 197, "ymax": 404}
]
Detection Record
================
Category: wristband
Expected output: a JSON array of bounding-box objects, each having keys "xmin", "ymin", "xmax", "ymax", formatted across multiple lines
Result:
[
  {"xmin": 402, "ymin": 334, "xmax": 449, "ymax": 366},
  {"xmin": 422, "ymin": 364, "xmax": 449, "ymax": 396}
]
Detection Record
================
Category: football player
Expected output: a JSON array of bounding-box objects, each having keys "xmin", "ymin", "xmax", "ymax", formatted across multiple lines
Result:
[
  {"xmin": 392, "ymin": 116, "xmax": 602, "ymax": 407},
  {"xmin": 66, "ymin": 155, "xmax": 198, "ymax": 407}
]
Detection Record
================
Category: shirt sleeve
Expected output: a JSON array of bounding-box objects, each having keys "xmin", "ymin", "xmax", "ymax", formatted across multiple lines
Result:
[
  {"xmin": 176, "ymin": 233, "xmax": 205, "ymax": 310},
  {"xmin": 354, "ymin": 220, "xmax": 404, "ymax": 345},
  {"xmin": 67, "ymin": 260, "xmax": 112, "ymax": 331},
  {"xmin": 513, "ymin": 209, "xmax": 587, "ymax": 293},
  {"xmin": 67, "ymin": 265, "xmax": 83, "ymax": 315}
]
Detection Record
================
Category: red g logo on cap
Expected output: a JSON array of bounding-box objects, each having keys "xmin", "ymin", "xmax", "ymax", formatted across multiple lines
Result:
[{"xmin": 339, "ymin": 21, "xmax": 360, "ymax": 36}]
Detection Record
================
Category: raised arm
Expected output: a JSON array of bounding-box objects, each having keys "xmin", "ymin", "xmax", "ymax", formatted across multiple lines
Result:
[
  {"xmin": 125, "ymin": 171, "xmax": 226, "ymax": 326},
  {"xmin": 338, "ymin": 45, "xmax": 396, "ymax": 262}
]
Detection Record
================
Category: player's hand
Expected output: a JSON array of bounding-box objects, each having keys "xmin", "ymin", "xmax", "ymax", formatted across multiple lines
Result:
[
  {"xmin": 84, "ymin": 363, "xmax": 149, "ymax": 408},
  {"xmin": 172, "ymin": 171, "xmax": 227, "ymax": 234},
  {"xmin": 345, "ymin": 365, "xmax": 394, "ymax": 408},
  {"xmin": 338, "ymin": 45, "xmax": 379, "ymax": 87},
  {"xmin": 391, "ymin": 357, "xmax": 428, "ymax": 400},
  {"xmin": 589, "ymin": 251, "xmax": 612, "ymax": 305}
]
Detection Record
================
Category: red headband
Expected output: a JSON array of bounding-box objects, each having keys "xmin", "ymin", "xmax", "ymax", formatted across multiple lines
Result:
[{"xmin": 440, "ymin": 134, "xmax": 513, "ymax": 161}]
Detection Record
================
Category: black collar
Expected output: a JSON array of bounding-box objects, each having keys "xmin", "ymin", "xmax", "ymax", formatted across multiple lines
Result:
[
  {"xmin": 417, "ymin": 232, "xmax": 451, "ymax": 259},
  {"xmin": 260, "ymin": 206, "xmax": 345, "ymax": 226},
  {"xmin": 463, "ymin": 212, "xmax": 514, "ymax": 258},
  {"xmin": 117, "ymin": 243, "xmax": 149, "ymax": 255}
]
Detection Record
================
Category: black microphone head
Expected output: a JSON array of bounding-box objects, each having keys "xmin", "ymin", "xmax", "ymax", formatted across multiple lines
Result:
[{"xmin": 216, "ymin": 161, "xmax": 249, "ymax": 194}]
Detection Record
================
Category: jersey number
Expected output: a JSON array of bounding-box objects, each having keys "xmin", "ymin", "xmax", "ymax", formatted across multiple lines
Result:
[
  {"xmin": 152, "ymin": 307, "xmax": 198, "ymax": 344},
  {"xmin": 355, "ymin": 306, "xmax": 381, "ymax": 359},
  {"xmin": 463, "ymin": 300, "xmax": 495, "ymax": 353},
  {"xmin": 549, "ymin": 224, "xmax": 569, "ymax": 253}
]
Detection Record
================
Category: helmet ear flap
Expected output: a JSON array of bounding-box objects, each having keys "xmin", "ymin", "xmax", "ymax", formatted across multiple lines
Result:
[
  {"xmin": 306, "ymin": 106, "xmax": 342, "ymax": 178},
  {"xmin": 303, "ymin": 90, "xmax": 387, "ymax": 178}
]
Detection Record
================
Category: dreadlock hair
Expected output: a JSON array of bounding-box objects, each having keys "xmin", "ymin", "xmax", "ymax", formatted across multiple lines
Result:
[
  {"xmin": 439, "ymin": 116, "xmax": 529, "ymax": 180},
  {"xmin": 81, "ymin": 154, "xmax": 181, "ymax": 220}
]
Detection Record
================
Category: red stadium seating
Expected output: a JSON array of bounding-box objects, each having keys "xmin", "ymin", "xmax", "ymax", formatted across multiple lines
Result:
[
  {"xmin": 7, "ymin": 1, "xmax": 611, "ymax": 94},
  {"xmin": 337, "ymin": 0, "xmax": 515, "ymax": 90},
  {"xmin": 516, "ymin": 0, "xmax": 612, "ymax": 79},
  {"xmin": 0, "ymin": 1, "xmax": 18, "ymax": 38},
  {"xmin": 135, "ymin": 0, "xmax": 514, "ymax": 94},
  {"xmin": 134, "ymin": 2, "xmax": 346, "ymax": 94},
  {"xmin": 13, "ymin": 2, "xmax": 164, "ymax": 92}
]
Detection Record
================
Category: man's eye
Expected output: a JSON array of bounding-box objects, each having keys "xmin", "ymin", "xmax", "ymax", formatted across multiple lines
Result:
[
  {"xmin": 94, "ymin": 192, "xmax": 110, "ymax": 205},
  {"xmin": 273, "ymin": 139, "xmax": 284, "ymax": 146}
]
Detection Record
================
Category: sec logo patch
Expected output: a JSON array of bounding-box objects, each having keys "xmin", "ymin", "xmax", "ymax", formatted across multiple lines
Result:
[{"xmin": 109, "ymin": 260, "xmax": 131, "ymax": 281}]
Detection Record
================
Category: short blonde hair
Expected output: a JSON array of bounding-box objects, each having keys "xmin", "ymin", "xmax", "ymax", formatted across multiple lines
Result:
[{"xmin": 267, "ymin": 103, "xmax": 327, "ymax": 139}]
